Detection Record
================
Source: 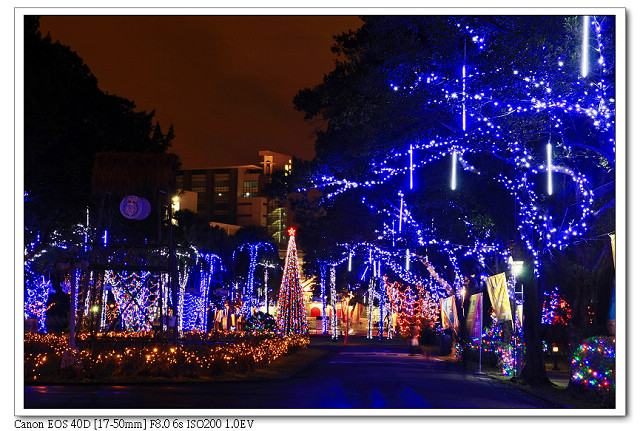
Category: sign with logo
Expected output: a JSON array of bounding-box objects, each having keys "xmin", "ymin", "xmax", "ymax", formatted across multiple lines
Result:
[{"xmin": 120, "ymin": 195, "xmax": 151, "ymax": 220}]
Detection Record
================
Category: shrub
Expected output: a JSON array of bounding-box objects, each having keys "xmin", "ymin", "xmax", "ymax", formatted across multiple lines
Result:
[
  {"xmin": 245, "ymin": 312, "xmax": 277, "ymax": 333},
  {"xmin": 570, "ymin": 336, "xmax": 615, "ymax": 405},
  {"xmin": 24, "ymin": 332, "xmax": 309, "ymax": 382}
]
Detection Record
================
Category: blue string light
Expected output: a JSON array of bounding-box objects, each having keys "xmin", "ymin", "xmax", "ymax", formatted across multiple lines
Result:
[
  {"xmin": 234, "ymin": 242, "xmax": 274, "ymax": 317},
  {"xmin": 24, "ymin": 262, "xmax": 53, "ymax": 333}
]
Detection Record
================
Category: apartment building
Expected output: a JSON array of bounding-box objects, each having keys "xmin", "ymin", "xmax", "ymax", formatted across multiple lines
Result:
[{"xmin": 175, "ymin": 151, "xmax": 293, "ymax": 250}]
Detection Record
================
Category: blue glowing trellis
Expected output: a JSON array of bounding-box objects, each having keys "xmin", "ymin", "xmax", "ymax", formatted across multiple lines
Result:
[{"xmin": 105, "ymin": 270, "xmax": 161, "ymax": 332}]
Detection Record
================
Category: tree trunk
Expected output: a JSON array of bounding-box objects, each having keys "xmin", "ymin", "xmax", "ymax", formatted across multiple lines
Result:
[{"xmin": 519, "ymin": 276, "xmax": 552, "ymax": 386}]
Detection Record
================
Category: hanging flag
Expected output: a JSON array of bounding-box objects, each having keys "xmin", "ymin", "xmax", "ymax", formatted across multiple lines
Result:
[
  {"xmin": 608, "ymin": 233, "xmax": 615, "ymax": 335},
  {"xmin": 486, "ymin": 273, "xmax": 512, "ymax": 323},
  {"xmin": 440, "ymin": 296, "xmax": 459, "ymax": 329},
  {"xmin": 466, "ymin": 293, "xmax": 483, "ymax": 339},
  {"xmin": 609, "ymin": 233, "xmax": 615, "ymax": 268}
]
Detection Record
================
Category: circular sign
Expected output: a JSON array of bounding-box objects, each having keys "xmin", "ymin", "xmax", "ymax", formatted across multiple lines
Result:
[
  {"xmin": 120, "ymin": 196, "xmax": 141, "ymax": 219},
  {"xmin": 120, "ymin": 196, "xmax": 151, "ymax": 220},
  {"xmin": 136, "ymin": 197, "xmax": 151, "ymax": 220}
]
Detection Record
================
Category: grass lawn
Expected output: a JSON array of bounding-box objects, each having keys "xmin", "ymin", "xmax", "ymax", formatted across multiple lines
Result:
[
  {"xmin": 231, "ymin": 347, "xmax": 327, "ymax": 380},
  {"xmin": 486, "ymin": 372, "xmax": 615, "ymax": 409},
  {"xmin": 470, "ymin": 357, "xmax": 614, "ymax": 409}
]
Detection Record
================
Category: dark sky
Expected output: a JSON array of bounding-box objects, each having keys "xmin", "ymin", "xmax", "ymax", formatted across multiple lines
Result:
[{"xmin": 38, "ymin": 15, "xmax": 363, "ymax": 169}]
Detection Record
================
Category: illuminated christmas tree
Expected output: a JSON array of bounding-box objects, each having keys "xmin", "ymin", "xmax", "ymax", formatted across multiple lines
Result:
[
  {"xmin": 541, "ymin": 286, "xmax": 572, "ymax": 326},
  {"xmin": 276, "ymin": 228, "xmax": 308, "ymax": 335}
]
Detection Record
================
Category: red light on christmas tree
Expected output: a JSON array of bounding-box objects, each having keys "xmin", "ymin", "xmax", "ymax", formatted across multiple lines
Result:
[
  {"xmin": 541, "ymin": 287, "xmax": 572, "ymax": 326},
  {"xmin": 276, "ymin": 227, "xmax": 308, "ymax": 335}
]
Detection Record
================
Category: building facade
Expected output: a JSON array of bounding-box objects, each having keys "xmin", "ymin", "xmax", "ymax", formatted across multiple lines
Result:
[{"xmin": 176, "ymin": 151, "xmax": 293, "ymax": 251}]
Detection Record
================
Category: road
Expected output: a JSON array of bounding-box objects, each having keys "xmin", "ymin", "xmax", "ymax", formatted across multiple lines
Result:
[{"xmin": 24, "ymin": 343, "xmax": 562, "ymax": 410}]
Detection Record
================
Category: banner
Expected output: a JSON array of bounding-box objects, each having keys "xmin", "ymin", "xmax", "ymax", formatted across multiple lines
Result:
[
  {"xmin": 610, "ymin": 233, "xmax": 615, "ymax": 268},
  {"xmin": 486, "ymin": 273, "xmax": 512, "ymax": 323},
  {"xmin": 440, "ymin": 295, "xmax": 459, "ymax": 330},
  {"xmin": 466, "ymin": 293, "xmax": 483, "ymax": 340},
  {"xmin": 608, "ymin": 233, "xmax": 615, "ymax": 335}
]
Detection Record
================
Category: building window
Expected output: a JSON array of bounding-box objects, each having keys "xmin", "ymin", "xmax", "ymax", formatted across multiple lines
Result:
[
  {"xmin": 243, "ymin": 180, "xmax": 259, "ymax": 197},
  {"xmin": 196, "ymin": 192, "xmax": 207, "ymax": 214},
  {"xmin": 191, "ymin": 174, "xmax": 207, "ymax": 193},
  {"xmin": 213, "ymin": 173, "xmax": 230, "ymax": 201}
]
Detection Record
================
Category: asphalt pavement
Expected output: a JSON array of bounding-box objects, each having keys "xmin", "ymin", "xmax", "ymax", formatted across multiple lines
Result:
[{"xmin": 24, "ymin": 341, "xmax": 565, "ymax": 411}]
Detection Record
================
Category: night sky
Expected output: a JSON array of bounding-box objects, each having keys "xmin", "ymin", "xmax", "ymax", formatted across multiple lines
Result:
[{"xmin": 38, "ymin": 15, "xmax": 363, "ymax": 169}]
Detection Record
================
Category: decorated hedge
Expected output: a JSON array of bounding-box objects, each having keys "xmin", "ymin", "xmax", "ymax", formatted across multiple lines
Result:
[
  {"xmin": 25, "ymin": 332, "xmax": 309, "ymax": 382},
  {"xmin": 570, "ymin": 336, "xmax": 615, "ymax": 399}
]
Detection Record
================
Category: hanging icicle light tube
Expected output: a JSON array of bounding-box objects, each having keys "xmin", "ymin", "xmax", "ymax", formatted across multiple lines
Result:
[
  {"xmin": 547, "ymin": 141, "xmax": 553, "ymax": 196},
  {"xmin": 582, "ymin": 15, "xmax": 590, "ymax": 78}
]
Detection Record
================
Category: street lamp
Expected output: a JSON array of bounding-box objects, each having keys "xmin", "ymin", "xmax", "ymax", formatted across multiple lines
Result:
[
  {"xmin": 509, "ymin": 256, "xmax": 524, "ymax": 277},
  {"xmin": 508, "ymin": 256, "xmax": 524, "ymax": 376},
  {"xmin": 552, "ymin": 345, "xmax": 559, "ymax": 370}
]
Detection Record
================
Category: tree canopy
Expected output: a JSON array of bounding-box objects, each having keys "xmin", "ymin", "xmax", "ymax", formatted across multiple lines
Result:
[
  {"xmin": 291, "ymin": 15, "xmax": 616, "ymax": 384},
  {"xmin": 24, "ymin": 16, "xmax": 177, "ymax": 245},
  {"xmin": 293, "ymin": 15, "xmax": 615, "ymax": 278}
]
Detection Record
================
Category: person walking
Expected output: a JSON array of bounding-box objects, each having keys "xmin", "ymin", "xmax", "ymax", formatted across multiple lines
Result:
[{"xmin": 409, "ymin": 322, "xmax": 420, "ymax": 355}]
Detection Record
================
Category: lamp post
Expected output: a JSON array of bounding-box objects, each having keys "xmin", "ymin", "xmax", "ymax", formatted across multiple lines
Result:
[
  {"xmin": 552, "ymin": 345, "xmax": 559, "ymax": 370},
  {"xmin": 509, "ymin": 256, "xmax": 524, "ymax": 375}
]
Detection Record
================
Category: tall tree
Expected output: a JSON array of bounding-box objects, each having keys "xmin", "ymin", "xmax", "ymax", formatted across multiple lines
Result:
[
  {"xmin": 294, "ymin": 15, "xmax": 616, "ymax": 385},
  {"xmin": 24, "ymin": 16, "xmax": 177, "ymax": 249}
]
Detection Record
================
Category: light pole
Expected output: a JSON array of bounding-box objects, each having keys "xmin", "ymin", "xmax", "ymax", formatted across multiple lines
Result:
[
  {"xmin": 509, "ymin": 256, "xmax": 524, "ymax": 375},
  {"xmin": 552, "ymin": 345, "xmax": 559, "ymax": 370}
]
